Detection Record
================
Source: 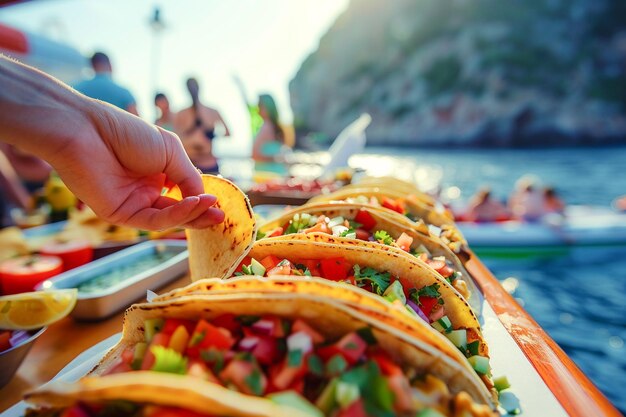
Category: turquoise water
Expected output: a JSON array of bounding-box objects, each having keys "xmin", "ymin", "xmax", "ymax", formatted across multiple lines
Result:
[{"xmin": 364, "ymin": 146, "xmax": 626, "ymax": 414}]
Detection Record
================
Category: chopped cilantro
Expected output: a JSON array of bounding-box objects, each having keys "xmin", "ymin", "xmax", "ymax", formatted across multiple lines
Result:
[
  {"xmin": 409, "ymin": 284, "xmax": 444, "ymax": 306},
  {"xmin": 295, "ymin": 264, "xmax": 313, "ymax": 277},
  {"xmin": 373, "ymin": 230, "xmax": 395, "ymax": 245},
  {"xmin": 285, "ymin": 222, "xmax": 300, "ymax": 234},
  {"xmin": 255, "ymin": 230, "xmax": 266, "ymax": 240},
  {"xmin": 353, "ymin": 265, "xmax": 391, "ymax": 295},
  {"xmin": 287, "ymin": 349, "xmax": 303, "ymax": 367},
  {"xmin": 340, "ymin": 228, "xmax": 356, "ymax": 237},
  {"xmin": 244, "ymin": 368, "xmax": 264, "ymax": 395},
  {"xmin": 307, "ymin": 354, "xmax": 325, "ymax": 376},
  {"xmin": 201, "ymin": 348, "xmax": 225, "ymax": 373},
  {"xmin": 189, "ymin": 330, "xmax": 206, "ymax": 347},
  {"xmin": 326, "ymin": 354, "xmax": 348, "ymax": 376},
  {"xmin": 150, "ymin": 346, "xmax": 187, "ymax": 375},
  {"xmin": 348, "ymin": 220, "xmax": 363, "ymax": 229}
]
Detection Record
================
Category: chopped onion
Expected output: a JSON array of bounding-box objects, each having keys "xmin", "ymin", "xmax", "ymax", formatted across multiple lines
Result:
[
  {"xmin": 406, "ymin": 300, "xmax": 429, "ymax": 323},
  {"xmin": 238, "ymin": 336, "xmax": 260, "ymax": 352},
  {"xmin": 332, "ymin": 225, "xmax": 349, "ymax": 236},
  {"xmin": 251, "ymin": 319, "xmax": 274, "ymax": 335},
  {"xmin": 287, "ymin": 331, "xmax": 313, "ymax": 354}
]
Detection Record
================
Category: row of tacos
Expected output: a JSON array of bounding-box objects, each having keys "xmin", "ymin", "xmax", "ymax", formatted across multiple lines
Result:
[{"xmin": 25, "ymin": 175, "xmax": 500, "ymax": 417}]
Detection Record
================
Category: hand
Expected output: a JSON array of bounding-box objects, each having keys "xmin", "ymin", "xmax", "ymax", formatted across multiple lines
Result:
[{"xmin": 50, "ymin": 103, "xmax": 225, "ymax": 230}]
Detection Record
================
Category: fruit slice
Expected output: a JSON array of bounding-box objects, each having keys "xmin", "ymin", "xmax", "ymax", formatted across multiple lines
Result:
[{"xmin": 0, "ymin": 289, "xmax": 77, "ymax": 330}]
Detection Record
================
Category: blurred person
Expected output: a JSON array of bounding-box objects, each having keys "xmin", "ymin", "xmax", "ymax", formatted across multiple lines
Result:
[
  {"xmin": 74, "ymin": 52, "xmax": 138, "ymax": 115},
  {"xmin": 175, "ymin": 77, "xmax": 230, "ymax": 174},
  {"xmin": 508, "ymin": 176, "xmax": 544, "ymax": 221},
  {"xmin": 154, "ymin": 92, "xmax": 175, "ymax": 131},
  {"xmin": 543, "ymin": 186, "xmax": 565, "ymax": 215},
  {"xmin": 233, "ymin": 75, "xmax": 292, "ymax": 175},
  {"xmin": 1, "ymin": 55, "xmax": 224, "ymax": 231},
  {"xmin": 465, "ymin": 188, "xmax": 509, "ymax": 222}
]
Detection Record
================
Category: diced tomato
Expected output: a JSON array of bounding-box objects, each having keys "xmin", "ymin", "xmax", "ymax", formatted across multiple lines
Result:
[
  {"xmin": 0, "ymin": 331, "xmax": 10, "ymax": 352},
  {"xmin": 418, "ymin": 296, "xmax": 439, "ymax": 318},
  {"xmin": 104, "ymin": 359, "xmax": 133, "ymax": 375},
  {"xmin": 437, "ymin": 265, "xmax": 455, "ymax": 278},
  {"xmin": 266, "ymin": 227, "xmax": 284, "ymax": 238},
  {"xmin": 344, "ymin": 275, "xmax": 357, "ymax": 286},
  {"xmin": 121, "ymin": 348, "xmax": 135, "ymax": 365},
  {"xmin": 396, "ymin": 233, "xmax": 413, "ymax": 252},
  {"xmin": 303, "ymin": 222, "xmax": 329, "ymax": 234},
  {"xmin": 220, "ymin": 359, "xmax": 267, "ymax": 395},
  {"xmin": 416, "ymin": 253, "xmax": 429, "ymax": 263},
  {"xmin": 317, "ymin": 332, "xmax": 367, "ymax": 365},
  {"xmin": 426, "ymin": 259, "xmax": 446, "ymax": 271},
  {"xmin": 162, "ymin": 319, "xmax": 196, "ymax": 336},
  {"xmin": 336, "ymin": 399, "xmax": 368, "ymax": 417},
  {"xmin": 354, "ymin": 210, "xmax": 377, "ymax": 231},
  {"xmin": 292, "ymin": 319, "xmax": 324, "ymax": 344},
  {"xmin": 252, "ymin": 335, "xmax": 282, "ymax": 365},
  {"xmin": 372, "ymin": 353, "xmax": 403, "ymax": 376},
  {"xmin": 354, "ymin": 228, "xmax": 371, "ymax": 241},
  {"xmin": 60, "ymin": 406, "xmax": 91, "ymax": 417},
  {"xmin": 298, "ymin": 259, "xmax": 321, "ymax": 276},
  {"xmin": 320, "ymin": 258, "xmax": 350, "ymax": 281},
  {"xmin": 187, "ymin": 360, "xmax": 219, "ymax": 383},
  {"xmin": 269, "ymin": 357, "xmax": 308, "ymax": 391},
  {"xmin": 235, "ymin": 256, "xmax": 252, "ymax": 273},
  {"xmin": 141, "ymin": 333, "xmax": 171, "ymax": 370},
  {"xmin": 212, "ymin": 314, "xmax": 241, "ymax": 335},
  {"xmin": 260, "ymin": 315, "xmax": 287, "ymax": 338},
  {"xmin": 260, "ymin": 255, "xmax": 281, "ymax": 271},
  {"xmin": 381, "ymin": 197, "xmax": 404, "ymax": 214},
  {"xmin": 146, "ymin": 406, "xmax": 218, "ymax": 417},
  {"xmin": 186, "ymin": 319, "xmax": 235, "ymax": 357},
  {"xmin": 267, "ymin": 260, "xmax": 293, "ymax": 276},
  {"xmin": 387, "ymin": 374, "xmax": 413, "ymax": 412}
]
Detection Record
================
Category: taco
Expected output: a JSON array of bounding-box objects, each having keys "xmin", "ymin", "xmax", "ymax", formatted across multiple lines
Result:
[
  {"xmin": 25, "ymin": 372, "xmax": 312, "ymax": 417},
  {"xmin": 256, "ymin": 202, "xmax": 479, "ymax": 310},
  {"xmin": 344, "ymin": 176, "xmax": 437, "ymax": 207},
  {"xmin": 83, "ymin": 291, "xmax": 496, "ymax": 416},
  {"xmin": 306, "ymin": 188, "xmax": 466, "ymax": 253},
  {"xmin": 163, "ymin": 174, "xmax": 257, "ymax": 281}
]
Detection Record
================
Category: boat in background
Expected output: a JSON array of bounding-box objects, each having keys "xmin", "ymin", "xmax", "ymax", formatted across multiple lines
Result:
[{"xmin": 457, "ymin": 205, "xmax": 626, "ymax": 258}]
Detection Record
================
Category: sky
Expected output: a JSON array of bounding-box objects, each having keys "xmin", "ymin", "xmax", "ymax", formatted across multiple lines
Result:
[{"xmin": 0, "ymin": 0, "xmax": 348, "ymax": 156}]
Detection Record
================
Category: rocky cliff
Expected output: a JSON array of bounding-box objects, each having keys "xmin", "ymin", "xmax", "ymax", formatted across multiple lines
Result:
[{"xmin": 289, "ymin": 0, "xmax": 626, "ymax": 147}]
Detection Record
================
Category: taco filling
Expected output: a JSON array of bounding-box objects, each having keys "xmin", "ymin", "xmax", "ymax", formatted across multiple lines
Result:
[
  {"xmin": 27, "ymin": 403, "xmax": 216, "ymax": 417},
  {"xmin": 101, "ymin": 314, "xmax": 493, "ymax": 417},
  {"xmin": 258, "ymin": 211, "xmax": 468, "ymax": 298},
  {"xmin": 234, "ymin": 257, "xmax": 487, "ymax": 366}
]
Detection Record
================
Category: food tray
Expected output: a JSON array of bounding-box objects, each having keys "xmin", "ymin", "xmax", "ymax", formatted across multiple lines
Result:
[{"xmin": 36, "ymin": 240, "xmax": 188, "ymax": 320}]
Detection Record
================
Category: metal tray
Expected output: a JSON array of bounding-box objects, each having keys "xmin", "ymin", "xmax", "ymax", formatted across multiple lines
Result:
[{"xmin": 36, "ymin": 240, "xmax": 188, "ymax": 321}]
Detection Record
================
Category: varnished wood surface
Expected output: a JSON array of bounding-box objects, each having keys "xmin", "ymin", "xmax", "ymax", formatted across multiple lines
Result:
[
  {"xmin": 465, "ymin": 251, "xmax": 621, "ymax": 417},
  {"xmin": 0, "ymin": 275, "xmax": 191, "ymax": 412}
]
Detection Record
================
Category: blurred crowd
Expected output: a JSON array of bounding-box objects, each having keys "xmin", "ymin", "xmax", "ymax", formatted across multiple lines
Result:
[{"xmin": 0, "ymin": 51, "xmax": 291, "ymax": 227}]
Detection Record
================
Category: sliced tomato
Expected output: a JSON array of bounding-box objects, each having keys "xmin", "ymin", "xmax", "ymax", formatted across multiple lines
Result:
[
  {"xmin": 396, "ymin": 233, "xmax": 413, "ymax": 252},
  {"xmin": 298, "ymin": 259, "xmax": 321, "ymax": 276},
  {"xmin": 336, "ymin": 399, "xmax": 368, "ymax": 417},
  {"xmin": 381, "ymin": 197, "xmax": 404, "ymax": 214},
  {"xmin": 320, "ymin": 258, "xmax": 350, "ymax": 281},
  {"xmin": 260, "ymin": 255, "xmax": 281, "ymax": 271},
  {"xmin": 354, "ymin": 228, "xmax": 371, "ymax": 241},
  {"xmin": 437, "ymin": 265, "xmax": 455, "ymax": 278},
  {"xmin": 426, "ymin": 259, "xmax": 446, "ymax": 271},
  {"xmin": 161, "ymin": 319, "xmax": 195, "ymax": 336},
  {"xmin": 220, "ymin": 359, "xmax": 267, "ymax": 395},
  {"xmin": 418, "ymin": 296, "xmax": 439, "ymax": 318},
  {"xmin": 212, "ymin": 314, "xmax": 241, "ymax": 335},
  {"xmin": 354, "ymin": 210, "xmax": 377, "ymax": 231},
  {"xmin": 269, "ymin": 357, "xmax": 308, "ymax": 391},
  {"xmin": 0, "ymin": 331, "xmax": 11, "ymax": 352},
  {"xmin": 292, "ymin": 319, "xmax": 324, "ymax": 344},
  {"xmin": 317, "ymin": 332, "xmax": 367, "ymax": 365}
]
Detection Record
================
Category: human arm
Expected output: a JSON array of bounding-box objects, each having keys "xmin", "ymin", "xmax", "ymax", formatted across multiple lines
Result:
[
  {"xmin": 217, "ymin": 111, "xmax": 231, "ymax": 137},
  {"xmin": 0, "ymin": 148, "xmax": 31, "ymax": 210},
  {"xmin": 0, "ymin": 55, "xmax": 223, "ymax": 230}
]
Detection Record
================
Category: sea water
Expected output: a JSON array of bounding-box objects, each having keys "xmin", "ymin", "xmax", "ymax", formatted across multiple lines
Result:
[
  {"xmin": 221, "ymin": 145, "xmax": 626, "ymax": 413},
  {"xmin": 363, "ymin": 146, "xmax": 626, "ymax": 413}
]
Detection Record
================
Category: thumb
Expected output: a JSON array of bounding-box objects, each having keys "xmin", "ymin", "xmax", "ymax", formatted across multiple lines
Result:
[{"xmin": 159, "ymin": 127, "xmax": 205, "ymax": 198}]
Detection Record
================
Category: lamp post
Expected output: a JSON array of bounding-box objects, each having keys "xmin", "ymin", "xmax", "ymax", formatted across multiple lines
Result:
[{"xmin": 149, "ymin": 6, "xmax": 165, "ymax": 119}]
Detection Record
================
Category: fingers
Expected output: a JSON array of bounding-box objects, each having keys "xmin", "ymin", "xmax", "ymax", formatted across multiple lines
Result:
[
  {"xmin": 158, "ymin": 127, "xmax": 204, "ymax": 198},
  {"xmin": 123, "ymin": 194, "xmax": 224, "ymax": 231}
]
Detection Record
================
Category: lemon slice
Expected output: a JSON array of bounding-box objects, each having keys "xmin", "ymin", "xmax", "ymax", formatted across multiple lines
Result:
[{"xmin": 0, "ymin": 289, "xmax": 77, "ymax": 330}]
